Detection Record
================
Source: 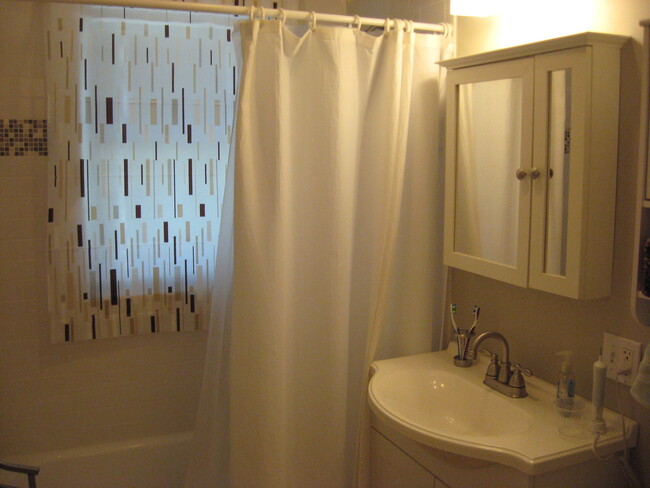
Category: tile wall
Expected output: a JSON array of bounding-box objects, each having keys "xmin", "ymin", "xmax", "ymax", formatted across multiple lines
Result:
[
  {"xmin": 348, "ymin": 0, "xmax": 448, "ymax": 25},
  {"xmin": 0, "ymin": 0, "xmax": 207, "ymax": 456}
]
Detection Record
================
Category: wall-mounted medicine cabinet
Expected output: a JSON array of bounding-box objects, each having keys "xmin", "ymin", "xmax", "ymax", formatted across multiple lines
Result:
[{"xmin": 440, "ymin": 32, "xmax": 627, "ymax": 300}]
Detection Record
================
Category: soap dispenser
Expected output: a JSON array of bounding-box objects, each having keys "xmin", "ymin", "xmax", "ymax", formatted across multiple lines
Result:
[{"xmin": 556, "ymin": 351, "xmax": 576, "ymax": 408}]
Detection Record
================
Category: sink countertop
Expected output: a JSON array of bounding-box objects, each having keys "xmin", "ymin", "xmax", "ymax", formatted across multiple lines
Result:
[{"xmin": 368, "ymin": 347, "xmax": 638, "ymax": 475}]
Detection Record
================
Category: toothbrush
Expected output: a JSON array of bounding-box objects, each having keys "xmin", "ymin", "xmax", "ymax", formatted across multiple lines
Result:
[
  {"xmin": 450, "ymin": 304, "xmax": 462, "ymax": 358},
  {"xmin": 462, "ymin": 305, "xmax": 480, "ymax": 360},
  {"xmin": 468, "ymin": 305, "xmax": 480, "ymax": 335},
  {"xmin": 450, "ymin": 303, "xmax": 459, "ymax": 333}
]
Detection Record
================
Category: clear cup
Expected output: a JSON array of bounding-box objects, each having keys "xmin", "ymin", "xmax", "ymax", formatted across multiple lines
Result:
[{"xmin": 555, "ymin": 397, "xmax": 587, "ymax": 439}]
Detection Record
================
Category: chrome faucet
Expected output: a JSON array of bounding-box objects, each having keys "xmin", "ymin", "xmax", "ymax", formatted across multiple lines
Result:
[{"xmin": 466, "ymin": 331, "xmax": 531, "ymax": 399}]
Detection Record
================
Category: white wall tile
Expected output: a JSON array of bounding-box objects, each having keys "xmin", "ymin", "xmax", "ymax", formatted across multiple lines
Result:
[
  {"xmin": 0, "ymin": 2, "xmax": 46, "ymax": 81},
  {"xmin": 348, "ymin": 0, "xmax": 390, "ymax": 18},
  {"xmin": 0, "ymin": 299, "xmax": 45, "ymax": 342},
  {"xmin": 0, "ymin": 157, "xmax": 47, "ymax": 178},
  {"xmin": 0, "ymin": 97, "xmax": 47, "ymax": 120},
  {"xmin": 418, "ymin": 1, "xmax": 447, "ymax": 24},
  {"xmin": 0, "ymin": 199, "xmax": 45, "ymax": 222},
  {"xmin": 347, "ymin": 0, "xmax": 449, "ymax": 23},
  {"xmin": 0, "ymin": 219, "xmax": 45, "ymax": 241},
  {"xmin": 300, "ymin": 0, "xmax": 346, "ymax": 14},
  {"xmin": 0, "ymin": 78, "xmax": 47, "ymax": 119},
  {"xmin": 0, "ymin": 176, "xmax": 46, "ymax": 203}
]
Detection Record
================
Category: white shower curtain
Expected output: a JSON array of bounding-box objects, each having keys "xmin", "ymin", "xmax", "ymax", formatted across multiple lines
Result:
[{"xmin": 186, "ymin": 17, "xmax": 445, "ymax": 488}]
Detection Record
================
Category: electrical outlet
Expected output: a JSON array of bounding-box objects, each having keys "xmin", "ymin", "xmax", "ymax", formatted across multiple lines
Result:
[
  {"xmin": 602, "ymin": 332, "xmax": 643, "ymax": 386},
  {"xmin": 619, "ymin": 338, "xmax": 643, "ymax": 386}
]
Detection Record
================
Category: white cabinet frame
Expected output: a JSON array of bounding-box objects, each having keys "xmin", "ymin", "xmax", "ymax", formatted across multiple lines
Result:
[
  {"xmin": 444, "ymin": 58, "xmax": 534, "ymax": 288},
  {"xmin": 441, "ymin": 33, "xmax": 626, "ymax": 299}
]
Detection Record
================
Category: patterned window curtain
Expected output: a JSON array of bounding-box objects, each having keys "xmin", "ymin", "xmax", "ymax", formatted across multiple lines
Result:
[{"xmin": 45, "ymin": 4, "xmax": 237, "ymax": 342}]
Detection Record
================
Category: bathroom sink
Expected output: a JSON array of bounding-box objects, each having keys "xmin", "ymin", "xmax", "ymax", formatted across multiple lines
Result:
[
  {"xmin": 368, "ymin": 346, "xmax": 638, "ymax": 475},
  {"xmin": 372, "ymin": 367, "xmax": 531, "ymax": 438}
]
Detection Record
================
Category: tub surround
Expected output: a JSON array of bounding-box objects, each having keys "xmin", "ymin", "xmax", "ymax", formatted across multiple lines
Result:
[{"xmin": 0, "ymin": 431, "xmax": 192, "ymax": 488}]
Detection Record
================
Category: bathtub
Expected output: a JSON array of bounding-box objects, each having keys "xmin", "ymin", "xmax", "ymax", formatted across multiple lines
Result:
[{"xmin": 0, "ymin": 431, "xmax": 193, "ymax": 488}]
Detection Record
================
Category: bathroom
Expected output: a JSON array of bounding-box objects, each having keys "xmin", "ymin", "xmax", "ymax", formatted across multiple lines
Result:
[{"xmin": 1, "ymin": 0, "xmax": 650, "ymax": 486}]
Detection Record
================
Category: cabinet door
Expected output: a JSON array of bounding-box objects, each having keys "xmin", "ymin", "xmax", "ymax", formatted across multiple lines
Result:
[
  {"xmin": 529, "ymin": 46, "xmax": 617, "ymax": 298},
  {"xmin": 444, "ymin": 58, "xmax": 535, "ymax": 287},
  {"xmin": 529, "ymin": 48, "xmax": 589, "ymax": 296},
  {"xmin": 370, "ymin": 429, "xmax": 435, "ymax": 488}
]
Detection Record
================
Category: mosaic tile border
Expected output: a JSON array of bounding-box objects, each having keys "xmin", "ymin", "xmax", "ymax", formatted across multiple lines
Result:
[{"xmin": 0, "ymin": 119, "xmax": 48, "ymax": 157}]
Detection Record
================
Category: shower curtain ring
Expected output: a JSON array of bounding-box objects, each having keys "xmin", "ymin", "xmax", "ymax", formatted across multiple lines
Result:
[
  {"xmin": 259, "ymin": 6, "xmax": 265, "ymax": 21},
  {"xmin": 353, "ymin": 14, "xmax": 362, "ymax": 33},
  {"xmin": 248, "ymin": 5, "xmax": 256, "ymax": 20},
  {"xmin": 310, "ymin": 11, "xmax": 317, "ymax": 31},
  {"xmin": 278, "ymin": 7, "xmax": 287, "ymax": 24},
  {"xmin": 384, "ymin": 18, "xmax": 391, "ymax": 36},
  {"xmin": 406, "ymin": 20, "xmax": 414, "ymax": 33}
]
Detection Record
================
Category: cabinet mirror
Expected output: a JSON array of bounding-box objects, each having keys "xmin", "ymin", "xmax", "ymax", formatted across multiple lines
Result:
[
  {"xmin": 454, "ymin": 77, "xmax": 523, "ymax": 268},
  {"xmin": 543, "ymin": 69, "xmax": 571, "ymax": 277}
]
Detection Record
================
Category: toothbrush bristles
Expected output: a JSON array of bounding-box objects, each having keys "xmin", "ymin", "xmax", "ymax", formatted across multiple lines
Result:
[{"xmin": 450, "ymin": 304, "xmax": 459, "ymax": 332}]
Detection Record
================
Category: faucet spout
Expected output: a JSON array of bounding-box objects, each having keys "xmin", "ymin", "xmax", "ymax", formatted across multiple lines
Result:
[
  {"xmin": 466, "ymin": 331, "xmax": 509, "ymax": 365},
  {"xmin": 459, "ymin": 330, "xmax": 529, "ymax": 398}
]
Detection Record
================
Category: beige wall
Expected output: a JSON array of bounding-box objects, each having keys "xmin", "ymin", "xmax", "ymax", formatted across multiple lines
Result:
[
  {"xmin": 449, "ymin": 1, "xmax": 650, "ymax": 485},
  {"xmin": 0, "ymin": 1, "xmax": 207, "ymax": 456}
]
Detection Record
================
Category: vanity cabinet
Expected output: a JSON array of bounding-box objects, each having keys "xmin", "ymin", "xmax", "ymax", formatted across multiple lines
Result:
[
  {"xmin": 370, "ymin": 417, "xmax": 627, "ymax": 488},
  {"xmin": 370, "ymin": 429, "xmax": 436, "ymax": 488},
  {"xmin": 441, "ymin": 33, "xmax": 627, "ymax": 299},
  {"xmin": 368, "ymin": 349, "xmax": 636, "ymax": 488}
]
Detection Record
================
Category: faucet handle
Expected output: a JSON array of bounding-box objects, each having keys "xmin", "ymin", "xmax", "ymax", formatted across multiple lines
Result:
[
  {"xmin": 513, "ymin": 363, "xmax": 533, "ymax": 376},
  {"xmin": 480, "ymin": 349, "xmax": 500, "ymax": 379},
  {"xmin": 509, "ymin": 363, "xmax": 533, "ymax": 389}
]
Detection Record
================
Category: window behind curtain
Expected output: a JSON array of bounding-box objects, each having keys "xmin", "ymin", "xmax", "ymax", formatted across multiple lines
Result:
[{"xmin": 45, "ymin": 5, "xmax": 237, "ymax": 342}]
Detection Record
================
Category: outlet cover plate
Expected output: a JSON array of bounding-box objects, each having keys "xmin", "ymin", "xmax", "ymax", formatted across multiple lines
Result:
[{"xmin": 602, "ymin": 332, "xmax": 642, "ymax": 386}]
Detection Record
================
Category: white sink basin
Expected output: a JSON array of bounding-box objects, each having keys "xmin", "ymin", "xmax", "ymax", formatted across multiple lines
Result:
[
  {"xmin": 368, "ymin": 346, "xmax": 638, "ymax": 475},
  {"xmin": 376, "ymin": 368, "xmax": 532, "ymax": 438}
]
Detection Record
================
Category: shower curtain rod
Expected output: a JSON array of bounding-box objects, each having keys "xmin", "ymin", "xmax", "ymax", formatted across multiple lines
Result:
[{"xmin": 24, "ymin": 0, "xmax": 450, "ymax": 35}]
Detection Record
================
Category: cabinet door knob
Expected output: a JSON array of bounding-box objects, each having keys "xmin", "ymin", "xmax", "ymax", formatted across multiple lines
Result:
[
  {"xmin": 515, "ymin": 168, "xmax": 528, "ymax": 180},
  {"xmin": 529, "ymin": 167, "xmax": 541, "ymax": 180}
]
